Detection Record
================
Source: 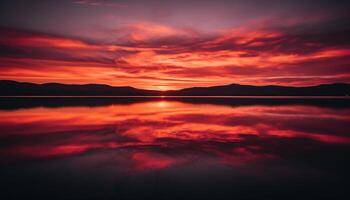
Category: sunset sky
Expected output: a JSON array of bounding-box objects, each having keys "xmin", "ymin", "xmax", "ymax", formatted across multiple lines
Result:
[{"xmin": 0, "ymin": 0, "xmax": 350, "ymax": 90}]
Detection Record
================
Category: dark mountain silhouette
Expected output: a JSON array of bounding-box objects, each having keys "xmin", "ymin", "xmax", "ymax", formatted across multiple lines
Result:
[
  {"xmin": 0, "ymin": 80, "xmax": 161, "ymax": 96},
  {"xmin": 168, "ymin": 83, "xmax": 350, "ymax": 96},
  {"xmin": 0, "ymin": 80, "xmax": 349, "ymax": 96}
]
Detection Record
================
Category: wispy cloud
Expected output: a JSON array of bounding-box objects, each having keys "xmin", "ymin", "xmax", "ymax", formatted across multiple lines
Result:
[
  {"xmin": 73, "ymin": 0, "xmax": 127, "ymax": 8},
  {"xmin": 1, "ymin": 16, "xmax": 350, "ymax": 90}
]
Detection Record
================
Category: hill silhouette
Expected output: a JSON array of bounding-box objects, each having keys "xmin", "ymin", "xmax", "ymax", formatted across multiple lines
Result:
[
  {"xmin": 0, "ymin": 80, "xmax": 161, "ymax": 96},
  {"xmin": 168, "ymin": 83, "xmax": 350, "ymax": 96},
  {"xmin": 0, "ymin": 80, "xmax": 349, "ymax": 96}
]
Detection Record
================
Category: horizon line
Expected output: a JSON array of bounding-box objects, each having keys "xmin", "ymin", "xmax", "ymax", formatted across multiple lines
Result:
[
  {"xmin": 1, "ymin": 79, "xmax": 349, "ymax": 92},
  {"xmin": 1, "ymin": 96, "xmax": 349, "ymax": 99}
]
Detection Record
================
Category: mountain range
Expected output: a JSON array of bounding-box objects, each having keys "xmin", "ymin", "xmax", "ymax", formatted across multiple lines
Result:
[{"xmin": 0, "ymin": 80, "xmax": 349, "ymax": 96}]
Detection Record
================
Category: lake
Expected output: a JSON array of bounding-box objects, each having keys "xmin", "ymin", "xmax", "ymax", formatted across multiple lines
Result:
[{"xmin": 0, "ymin": 97, "xmax": 349, "ymax": 200}]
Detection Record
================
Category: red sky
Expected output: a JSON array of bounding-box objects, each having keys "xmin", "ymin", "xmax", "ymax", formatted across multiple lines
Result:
[{"xmin": 0, "ymin": 0, "xmax": 350, "ymax": 90}]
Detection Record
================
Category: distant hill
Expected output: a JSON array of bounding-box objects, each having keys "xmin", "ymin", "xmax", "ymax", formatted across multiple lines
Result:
[
  {"xmin": 0, "ymin": 80, "xmax": 161, "ymax": 96},
  {"xmin": 168, "ymin": 83, "xmax": 350, "ymax": 96},
  {"xmin": 0, "ymin": 80, "xmax": 349, "ymax": 96}
]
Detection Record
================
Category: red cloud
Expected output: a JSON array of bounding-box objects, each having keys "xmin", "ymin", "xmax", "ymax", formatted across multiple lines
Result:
[{"xmin": 1, "ymin": 24, "xmax": 350, "ymax": 90}]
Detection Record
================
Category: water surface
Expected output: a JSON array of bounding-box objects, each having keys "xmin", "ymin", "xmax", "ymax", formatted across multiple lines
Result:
[{"xmin": 0, "ymin": 98, "xmax": 349, "ymax": 200}]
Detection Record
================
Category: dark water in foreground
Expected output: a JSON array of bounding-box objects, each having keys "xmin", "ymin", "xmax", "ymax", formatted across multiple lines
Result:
[{"xmin": 0, "ymin": 97, "xmax": 349, "ymax": 200}]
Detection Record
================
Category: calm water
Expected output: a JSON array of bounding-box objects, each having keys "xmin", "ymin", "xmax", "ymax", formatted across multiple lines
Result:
[{"xmin": 0, "ymin": 98, "xmax": 349, "ymax": 200}]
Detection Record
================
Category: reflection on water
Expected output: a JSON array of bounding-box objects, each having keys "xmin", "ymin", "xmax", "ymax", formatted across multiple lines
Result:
[{"xmin": 0, "ymin": 98, "xmax": 349, "ymax": 200}]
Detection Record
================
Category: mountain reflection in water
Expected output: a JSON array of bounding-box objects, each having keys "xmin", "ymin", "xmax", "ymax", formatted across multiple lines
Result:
[{"xmin": 0, "ymin": 98, "xmax": 349, "ymax": 200}]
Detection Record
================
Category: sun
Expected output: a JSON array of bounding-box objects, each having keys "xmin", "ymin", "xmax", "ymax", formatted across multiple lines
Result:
[{"xmin": 155, "ymin": 85, "xmax": 170, "ymax": 91}]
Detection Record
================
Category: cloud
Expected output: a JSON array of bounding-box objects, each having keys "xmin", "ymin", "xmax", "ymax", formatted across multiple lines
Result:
[
  {"xmin": 1, "ymin": 20, "xmax": 350, "ymax": 89},
  {"xmin": 73, "ymin": 0, "xmax": 127, "ymax": 8},
  {"xmin": 125, "ymin": 22, "xmax": 197, "ymax": 42}
]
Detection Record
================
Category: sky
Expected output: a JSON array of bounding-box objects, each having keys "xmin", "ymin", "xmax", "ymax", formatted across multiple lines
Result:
[{"xmin": 0, "ymin": 0, "xmax": 350, "ymax": 90}]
